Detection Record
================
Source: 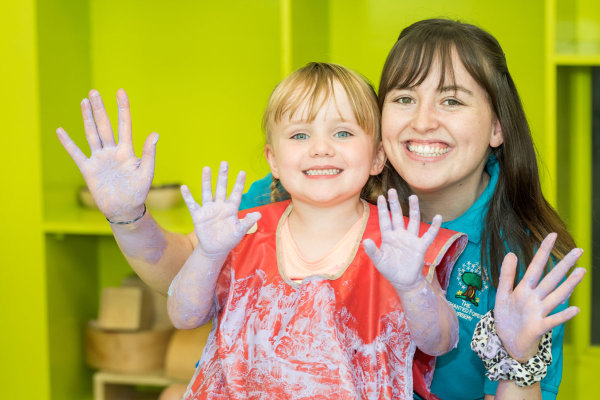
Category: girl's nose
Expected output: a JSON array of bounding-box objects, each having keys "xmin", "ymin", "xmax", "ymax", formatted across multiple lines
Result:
[
  {"xmin": 310, "ymin": 136, "xmax": 334, "ymax": 157},
  {"xmin": 410, "ymin": 102, "xmax": 440, "ymax": 133}
]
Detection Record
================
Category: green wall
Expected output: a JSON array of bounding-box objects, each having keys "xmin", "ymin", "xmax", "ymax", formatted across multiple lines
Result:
[
  {"xmin": 2, "ymin": 1, "xmax": 597, "ymax": 399},
  {"xmin": 0, "ymin": 2, "xmax": 49, "ymax": 399}
]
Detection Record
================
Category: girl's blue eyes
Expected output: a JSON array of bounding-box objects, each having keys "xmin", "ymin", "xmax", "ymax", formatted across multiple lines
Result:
[
  {"xmin": 290, "ymin": 131, "xmax": 353, "ymax": 140},
  {"xmin": 334, "ymin": 131, "xmax": 352, "ymax": 138},
  {"xmin": 291, "ymin": 133, "xmax": 309, "ymax": 140}
]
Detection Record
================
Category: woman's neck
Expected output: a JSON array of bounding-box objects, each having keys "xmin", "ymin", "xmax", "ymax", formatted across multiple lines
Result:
[
  {"xmin": 287, "ymin": 197, "xmax": 365, "ymax": 262},
  {"xmin": 413, "ymin": 171, "xmax": 490, "ymax": 224}
]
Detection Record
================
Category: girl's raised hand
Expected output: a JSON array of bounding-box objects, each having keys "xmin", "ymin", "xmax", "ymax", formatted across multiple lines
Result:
[
  {"xmin": 363, "ymin": 190, "xmax": 442, "ymax": 289},
  {"xmin": 56, "ymin": 89, "xmax": 157, "ymax": 222},
  {"xmin": 494, "ymin": 234, "xmax": 585, "ymax": 362},
  {"xmin": 181, "ymin": 161, "xmax": 261, "ymax": 260}
]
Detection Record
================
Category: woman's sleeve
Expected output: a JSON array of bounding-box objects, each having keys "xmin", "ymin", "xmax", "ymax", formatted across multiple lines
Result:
[{"xmin": 239, "ymin": 173, "xmax": 273, "ymax": 210}]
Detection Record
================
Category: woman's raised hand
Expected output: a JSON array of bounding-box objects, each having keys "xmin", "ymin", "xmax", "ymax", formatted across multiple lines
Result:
[
  {"xmin": 181, "ymin": 161, "xmax": 261, "ymax": 260},
  {"xmin": 363, "ymin": 190, "xmax": 442, "ymax": 289},
  {"xmin": 56, "ymin": 89, "xmax": 157, "ymax": 222},
  {"xmin": 494, "ymin": 234, "xmax": 585, "ymax": 363}
]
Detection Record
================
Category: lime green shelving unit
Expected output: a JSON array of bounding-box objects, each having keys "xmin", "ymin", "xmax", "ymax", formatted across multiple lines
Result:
[
  {"xmin": 549, "ymin": 0, "xmax": 600, "ymax": 398},
  {"xmin": 2, "ymin": 1, "xmax": 598, "ymax": 399}
]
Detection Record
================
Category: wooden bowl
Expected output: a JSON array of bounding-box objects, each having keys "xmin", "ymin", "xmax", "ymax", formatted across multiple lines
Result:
[
  {"xmin": 78, "ymin": 184, "xmax": 182, "ymax": 210},
  {"xmin": 85, "ymin": 321, "xmax": 173, "ymax": 373}
]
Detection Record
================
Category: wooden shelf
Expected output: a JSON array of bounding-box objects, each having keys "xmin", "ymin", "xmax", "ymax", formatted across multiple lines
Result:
[
  {"xmin": 43, "ymin": 187, "xmax": 193, "ymax": 235},
  {"xmin": 93, "ymin": 370, "xmax": 183, "ymax": 400}
]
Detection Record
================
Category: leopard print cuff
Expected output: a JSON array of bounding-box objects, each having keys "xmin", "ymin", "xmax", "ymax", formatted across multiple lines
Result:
[{"xmin": 470, "ymin": 310, "xmax": 552, "ymax": 387}]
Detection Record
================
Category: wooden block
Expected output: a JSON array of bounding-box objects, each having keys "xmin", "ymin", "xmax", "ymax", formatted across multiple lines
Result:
[
  {"xmin": 86, "ymin": 322, "xmax": 173, "ymax": 373},
  {"xmin": 164, "ymin": 324, "xmax": 212, "ymax": 381},
  {"xmin": 122, "ymin": 275, "xmax": 167, "ymax": 329},
  {"xmin": 98, "ymin": 286, "xmax": 145, "ymax": 331}
]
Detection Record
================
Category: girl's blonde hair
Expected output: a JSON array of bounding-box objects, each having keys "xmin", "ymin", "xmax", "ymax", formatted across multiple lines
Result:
[{"xmin": 262, "ymin": 62, "xmax": 383, "ymax": 203}]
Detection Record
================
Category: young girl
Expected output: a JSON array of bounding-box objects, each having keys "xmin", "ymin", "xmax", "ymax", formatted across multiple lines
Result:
[{"xmin": 166, "ymin": 63, "xmax": 466, "ymax": 399}]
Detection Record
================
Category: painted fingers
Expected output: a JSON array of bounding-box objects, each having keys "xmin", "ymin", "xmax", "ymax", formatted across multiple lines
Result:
[
  {"xmin": 55, "ymin": 127, "xmax": 87, "ymax": 170},
  {"xmin": 87, "ymin": 89, "xmax": 116, "ymax": 148},
  {"xmin": 70, "ymin": 89, "xmax": 137, "ymax": 156},
  {"xmin": 116, "ymin": 89, "xmax": 133, "ymax": 149},
  {"xmin": 497, "ymin": 233, "xmax": 585, "ymax": 334}
]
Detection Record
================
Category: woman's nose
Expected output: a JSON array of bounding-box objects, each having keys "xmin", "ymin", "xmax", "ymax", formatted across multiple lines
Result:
[{"xmin": 410, "ymin": 102, "xmax": 439, "ymax": 133}]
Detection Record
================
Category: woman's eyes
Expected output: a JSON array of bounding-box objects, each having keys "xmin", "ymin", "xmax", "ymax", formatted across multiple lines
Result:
[
  {"xmin": 291, "ymin": 133, "xmax": 309, "ymax": 140},
  {"xmin": 443, "ymin": 98, "xmax": 463, "ymax": 106},
  {"xmin": 395, "ymin": 96, "xmax": 414, "ymax": 104},
  {"xmin": 394, "ymin": 96, "xmax": 463, "ymax": 107}
]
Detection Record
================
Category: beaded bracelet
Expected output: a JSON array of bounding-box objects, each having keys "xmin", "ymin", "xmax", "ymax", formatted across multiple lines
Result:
[
  {"xmin": 471, "ymin": 310, "xmax": 552, "ymax": 387},
  {"xmin": 106, "ymin": 204, "xmax": 147, "ymax": 225}
]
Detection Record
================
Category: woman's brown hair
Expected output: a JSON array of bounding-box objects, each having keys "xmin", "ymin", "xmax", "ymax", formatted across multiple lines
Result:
[{"xmin": 378, "ymin": 19, "xmax": 575, "ymax": 286}]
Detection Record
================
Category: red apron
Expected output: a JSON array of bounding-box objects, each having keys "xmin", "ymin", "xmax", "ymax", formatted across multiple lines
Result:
[{"xmin": 185, "ymin": 201, "xmax": 466, "ymax": 400}]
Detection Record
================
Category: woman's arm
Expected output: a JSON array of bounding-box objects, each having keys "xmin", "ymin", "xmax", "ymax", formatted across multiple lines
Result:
[
  {"xmin": 110, "ymin": 214, "xmax": 197, "ymax": 294},
  {"xmin": 485, "ymin": 384, "xmax": 541, "ymax": 400},
  {"xmin": 57, "ymin": 89, "xmax": 201, "ymax": 294},
  {"xmin": 363, "ymin": 190, "xmax": 458, "ymax": 355},
  {"xmin": 167, "ymin": 163, "xmax": 261, "ymax": 328}
]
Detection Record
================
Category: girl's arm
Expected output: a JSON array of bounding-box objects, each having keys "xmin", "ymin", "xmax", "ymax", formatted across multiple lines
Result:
[
  {"xmin": 57, "ymin": 89, "xmax": 200, "ymax": 294},
  {"xmin": 167, "ymin": 163, "xmax": 261, "ymax": 329},
  {"xmin": 481, "ymin": 234, "xmax": 585, "ymax": 400},
  {"xmin": 363, "ymin": 190, "xmax": 458, "ymax": 356}
]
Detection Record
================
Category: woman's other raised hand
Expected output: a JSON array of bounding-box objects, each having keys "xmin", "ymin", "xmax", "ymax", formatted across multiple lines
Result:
[{"xmin": 494, "ymin": 234, "xmax": 585, "ymax": 363}]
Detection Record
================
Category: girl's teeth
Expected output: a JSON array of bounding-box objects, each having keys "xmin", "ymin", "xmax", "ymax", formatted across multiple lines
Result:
[
  {"xmin": 407, "ymin": 143, "xmax": 450, "ymax": 157},
  {"xmin": 304, "ymin": 169, "xmax": 341, "ymax": 176}
]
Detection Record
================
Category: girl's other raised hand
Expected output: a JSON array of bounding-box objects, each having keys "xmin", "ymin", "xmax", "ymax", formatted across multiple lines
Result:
[
  {"xmin": 363, "ymin": 190, "xmax": 442, "ymax": 290},
  {"xmin": 494, "ymin": 234, "xmax": 586, "ymax": 363},
  {"xmin": 56, "ymin": 89, "xmax": 157, "ymax": 222},
  {"xmin": 181, "ymin": 161, "xmax": 261, "ymax": 261}
]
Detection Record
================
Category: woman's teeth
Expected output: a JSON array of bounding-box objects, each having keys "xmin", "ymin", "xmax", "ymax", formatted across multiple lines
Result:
[
  {"xmin": 407, "ymin": 143, "xmax": 450, "ymax": 157},
  {"xmin": 304, "ymin": 168, "xmax": 341, "ymax": 176}
]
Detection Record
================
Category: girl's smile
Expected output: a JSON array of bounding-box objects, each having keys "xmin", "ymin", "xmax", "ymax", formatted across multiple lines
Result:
[{"xmin": 303, "ymin": 166, "xmax": 343, "ymax": 177}]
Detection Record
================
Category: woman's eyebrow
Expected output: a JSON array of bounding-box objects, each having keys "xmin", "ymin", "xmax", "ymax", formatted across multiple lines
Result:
[{"xmin": 439, "ymin": 85, "xmax": 473, "ymax": 95}]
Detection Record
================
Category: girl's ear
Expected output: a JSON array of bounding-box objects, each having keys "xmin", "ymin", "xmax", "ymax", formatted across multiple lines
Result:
[
  {"xmin": 264, "ymin": 145, "xmax": 280, "ymax": 179},
  {"xmin": 490, "ymin": 118, "xmax": 504, "ymax": 148},
  {"xmin": 370, "ymin": 142, "xmax": 387, "ymax": 175}
]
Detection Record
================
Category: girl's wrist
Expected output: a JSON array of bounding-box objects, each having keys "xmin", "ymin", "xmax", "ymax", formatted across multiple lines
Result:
[{"xmin": 392, "ymin": 275, "xmax": 427, "ymax": 295}]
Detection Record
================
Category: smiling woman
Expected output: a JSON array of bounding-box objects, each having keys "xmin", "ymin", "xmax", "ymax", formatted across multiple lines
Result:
[
  {"xmin": 374, "ymin": 19, "xmax": 583, "ymax": 400},
  {"xmin": 380, "ymin": 51, "xmax": 504, "ymax": 221}
]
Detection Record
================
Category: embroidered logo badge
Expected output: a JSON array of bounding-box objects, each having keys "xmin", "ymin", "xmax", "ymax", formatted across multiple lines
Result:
[{"xmin": 455, "ymin": 261, "xmax": 488, "ymax": 306}]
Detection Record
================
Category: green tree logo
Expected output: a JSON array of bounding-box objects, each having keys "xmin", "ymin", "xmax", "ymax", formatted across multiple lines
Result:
[{"xmin": 455, "ymin": 271, "xmax": 482, "ymax": 306}]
